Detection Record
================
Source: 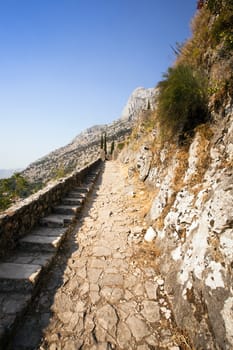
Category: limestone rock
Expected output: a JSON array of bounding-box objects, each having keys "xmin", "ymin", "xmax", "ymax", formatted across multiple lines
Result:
[
  {"xmin": 117, "ymin": 321, "xmax": 132, "ymax": 348},
  {"xmin": 145, "ymin": 281, "xmax": 158, "ymax": 300},
  {"xmin": 95, "ymin": 304, "xmax": 118, "ymax": 338},
  {"xmin": 144, "ymin": 226, "xmax": 156, "ymax": 242},
  {"xmin": 119, "ymin": 85, "xmax": 233, "ymax": 347},
  {"xmin": 136, "ymin": 145, "xmax": 153, "ymax": 181},
  {"xmin": 121, "ymin": 87, "xmax": 158, "ymax": 121},
  {"xmin": 126, "ymin": 314, "xmax": 150, "ymax": 341},
  {"xmin": 141, "ymin": 300, "xmax": 160, "ymax": 323}
]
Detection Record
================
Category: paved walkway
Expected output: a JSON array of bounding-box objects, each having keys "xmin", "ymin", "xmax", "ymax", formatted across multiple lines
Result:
[{"xmin": 13, "ymin": 161, "xmax": 180, "ymax": 349}]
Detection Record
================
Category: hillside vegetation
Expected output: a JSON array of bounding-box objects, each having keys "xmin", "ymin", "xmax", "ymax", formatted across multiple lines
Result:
[
  {"xmin": 156, "ymin": 0, "xmax": 233, "ymax": 143},
  {"xmin": 122, "ymin": 0, "xmax": 233, "ymax": 164},
  {"xmin": 118, "ymin": 1, "xmax": 233, "ymax": 348},
  {"xmin": 0, "ymin": 174, "xmax": 42, "ymax": 211}
]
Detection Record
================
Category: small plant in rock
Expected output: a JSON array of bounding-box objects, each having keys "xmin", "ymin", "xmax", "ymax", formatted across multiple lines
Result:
[
  {"xmin": 157, "ymin": 64, "xmax": 209, "ymax": 142},
  {"xmin": 117, "ymin": 142, "xmax": 125, "ymax": 151}
]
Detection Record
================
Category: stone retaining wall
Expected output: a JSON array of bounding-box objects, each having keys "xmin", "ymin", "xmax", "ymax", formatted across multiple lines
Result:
[{"xmin": 0, "ymin": 158, "xmax": 102, "ymax": 259}]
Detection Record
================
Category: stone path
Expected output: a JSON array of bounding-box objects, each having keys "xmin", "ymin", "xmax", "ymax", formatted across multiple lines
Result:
[
  {"xmin": 0, "ymin": 167, "xmax": 101, "ymax": 350},
  {"xmin": 40, "ymin": 161, "xmax": 182, "ymax": 350},
  {"xmin": 9, "ymin": 161, "xmax": 181, "ymax": 349}
]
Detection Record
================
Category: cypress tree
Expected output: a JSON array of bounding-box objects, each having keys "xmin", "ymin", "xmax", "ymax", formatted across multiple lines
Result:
[
  {"xmin": 103, "ymin": 132, "xmax": 107, "ymax": 155},
  {"xmin": 110, "ymin": 141, "xmax": 115, "ymax": 155},
  {"xmin": 100, "ymin": 134, "xmax": 104, "ymax": 149}
]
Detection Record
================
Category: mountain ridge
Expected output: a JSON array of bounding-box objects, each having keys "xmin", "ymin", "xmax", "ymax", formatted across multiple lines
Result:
[{"xmin": 22, "ymin": 86, "xmax": 158, "ymax": 183}]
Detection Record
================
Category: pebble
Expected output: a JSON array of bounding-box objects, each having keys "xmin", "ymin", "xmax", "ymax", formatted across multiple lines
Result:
[{"xmin": 157, "ymin": 278, "xmax": 164, "ymax": 286}]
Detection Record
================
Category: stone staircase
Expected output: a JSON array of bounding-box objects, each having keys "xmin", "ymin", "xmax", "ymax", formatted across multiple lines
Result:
[{"xmin": 0, "ymin": 168, "xmax": 101, "ymax": 348}]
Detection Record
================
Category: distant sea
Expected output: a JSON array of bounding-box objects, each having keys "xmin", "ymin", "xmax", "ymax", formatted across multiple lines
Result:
[{"xmin": 0, "ymin": 169, "xmax": 22, "ymax": 179}]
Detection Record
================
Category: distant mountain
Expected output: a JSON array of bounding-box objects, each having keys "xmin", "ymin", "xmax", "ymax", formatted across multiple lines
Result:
[
  {"xmin": 22, "ymin": 119, "xmax": 133, "ymax": 183},
  {"xmin": 121, "ymin": 87, "xmax": 159, "ymax": 121},
  {"xmin": 21, "ymin": 86, "xmax": 158, "ymax": 184},
  {"xmin": 0, "ymin": 169, "xmax": 22, "ymax": 179}
]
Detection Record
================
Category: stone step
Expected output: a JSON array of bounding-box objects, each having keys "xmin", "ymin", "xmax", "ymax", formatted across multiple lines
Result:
[
  {"xmin": 87, "ymin": 175, "xmax": 97, "ymax": 181},
  {"xmin": 0, "ymin": 163, "xmax": 102, "ymax": 348},
  {"xmin": 62, "ymin": 197, "xmax": 84, "ymax": 206},
  {"xmin": 40, "ymin": 214, "xmax": 75, "ymax": 228},
  {"xmin": 0, "ymin": 263, "xmax": 41, "ymax": 292},
  {"xmin": 0, "ymin": 250, "xmax": 55, "ymax": 346},
  {"xmin": 74, "ymin": 186, "xmax": 90, "ymax": 194},
  {"xmin": 67, "ymin": 191, "xmax": 86, "ymax": 199},
  {"xmin": 30, "ymin": 226, "xmax": 67, "ymax": 237},
  {"xmin": 85, "ymin": 175, "xmax": 96, "ymax": 181},
  {"xmin": 84, "ymin": 181, "xmax": 94, "ymax": 188},
  {"xmin": 0, "ymin": 292, "xmax": 31, "ymax": 339},
  {"xmin": 3, "ymin": 250, "xmax": 54, "ymax": 268},
  {"xmin": 20, "ymin": 233, "xmax": 63, "ymax": 252},
  {"xmin": 53, "ymin": 204, "xmax": 82, "ymax": 215}
]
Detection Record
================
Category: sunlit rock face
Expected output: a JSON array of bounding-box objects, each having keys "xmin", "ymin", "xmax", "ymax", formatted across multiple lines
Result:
[
  {"xmin": 121, "ymin": 87, "xmax": 159, "ymax": 121},
  {"xmin": 119, "ymin": 95, "xmax": 233, "ymax": 349}
]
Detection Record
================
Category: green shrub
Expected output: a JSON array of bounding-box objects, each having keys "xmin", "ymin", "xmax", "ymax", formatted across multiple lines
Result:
[
  {"xmin": 206, "ymin": 0, "xmax": 233, "ymax": 14},
  {"xmin": 211, "ymin": 11, "xmax": 233, "ymax": 49},
  {"xmin": 207, "ymin": 0, "xmax": 233, "ymax": 50},
  {"xmin": 117, "ymin": 142, "xmax": 125, "ymax": 150},
  {"xmin": 157, "ymin": 64, "xmax": 209, "ymax": 141},
  {"xmin": 110, "ymin": 141, "xmax": 115, "ymax": 155}
]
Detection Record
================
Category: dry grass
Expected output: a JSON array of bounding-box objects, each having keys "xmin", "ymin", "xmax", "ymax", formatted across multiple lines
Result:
[
  {"xmin": 156, "ymin": 124, "xmax": 212, "ymax": 230},
  {"xmin": 131, "ymin": 241, "xmax": 161, "ymax": 270},
  {"xmin": 154, "ymin": 144, "xmax": 190, "ymax": 231},
  {"xmin": 173, "ymin": 328, "xmax": 195, "ymax": 350},
  {"xmin": 155, "ymin": 192, "xmax": 177, "ymax": 231},
  {"xmin": 172, "ymin": 147, "xmax": 190, "ymax": 192},
  {"xmin": 188, "ymin": 123, "xmax": 213, "ymax": 190},
  {"xmin": 176, "ymin": 8, "xmax": 212, "ymax": 69},
  {"xmin": 208, "ymin": 235, "xmax": 225, "ymax": 263},
  {"xmin": 123, "ymin": 158, "xmax": 158, "ymax": 219}
]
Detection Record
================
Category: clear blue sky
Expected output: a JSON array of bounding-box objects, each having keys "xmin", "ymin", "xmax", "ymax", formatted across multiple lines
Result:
[{"xmin": 0, "ymin": 0, "xmax": 196, "ymax": 169}]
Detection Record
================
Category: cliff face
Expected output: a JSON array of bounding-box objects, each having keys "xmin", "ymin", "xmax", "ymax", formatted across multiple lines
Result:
[
  {"xmin": 118, "ymin": 4, "xmax": 233, "ymax": 348},
  {"xmin": 121, "ymin": 87, "xmax": 158, "ymax": 121},
  {"xmin": 119, "ymin": 92, "xmax": 233, "ymax": 350}
]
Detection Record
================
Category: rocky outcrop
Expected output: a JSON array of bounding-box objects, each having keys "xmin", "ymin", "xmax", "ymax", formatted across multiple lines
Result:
[
  {"xmin": 121, "ymin": 87, "xmax": 158, "ymax": 121},
  {"xmin": 119, "ymin": 97, "xmax": 233, "ymax": 349}
]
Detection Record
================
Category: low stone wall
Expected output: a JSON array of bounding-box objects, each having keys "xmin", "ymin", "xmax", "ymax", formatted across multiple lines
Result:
[{"xmin": 0, "ymin": 158, "xmax": 102, "ymax": 259}]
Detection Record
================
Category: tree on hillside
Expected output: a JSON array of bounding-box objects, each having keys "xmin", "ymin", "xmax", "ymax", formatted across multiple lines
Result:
[
  {"xmin": 100, "ymin": 134, "xmax": 104, "ymax": 149},
  {"xmin": 110, "ymin": 141, "xmax": 115, "ymax": 155},
  {"xmin": 103, "ymin": 132, "xmax": 107, "ymax": 155}
]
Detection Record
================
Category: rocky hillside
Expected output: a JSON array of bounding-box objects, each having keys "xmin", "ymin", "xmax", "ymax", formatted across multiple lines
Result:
[
  {"xmin": 121, "ymin": 87, "xmax": 158, "ymax": 121},
  {"xmin": 22, "ymin": 88, "xmax": 158, "ymax": 184},
  {"xmin": 118, "ymin": 2, "xmax": 233, "ymax": 349}
]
